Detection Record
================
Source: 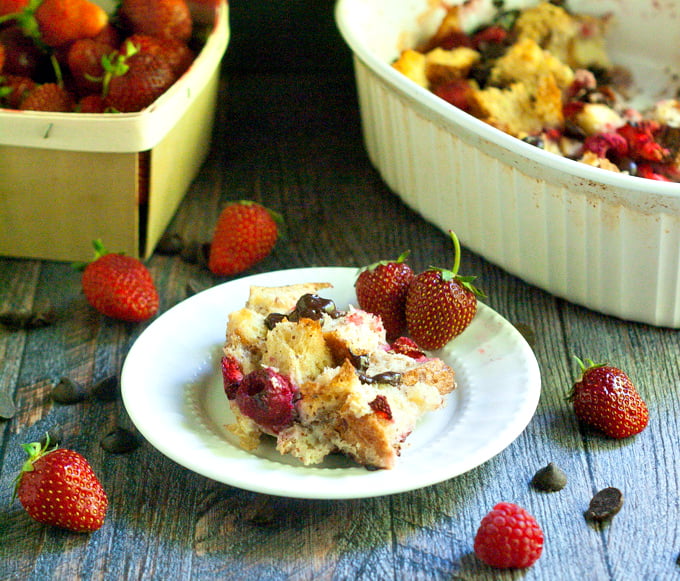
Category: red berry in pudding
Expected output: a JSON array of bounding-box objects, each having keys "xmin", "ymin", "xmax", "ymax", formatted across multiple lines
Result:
[
  {"xmin": 235, "ymin": 368, "xmax": 297, "ymax": 434},
  {"xmin": 389, "ymin": 336, "xmax": 426, "ymax": 360},
  {"xmin": 221, "ymin": 355, "xmax": 243, "ymax": 400}
]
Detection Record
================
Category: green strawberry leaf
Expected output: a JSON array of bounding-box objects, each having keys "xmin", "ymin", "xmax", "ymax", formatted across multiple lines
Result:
[{"xmin": 356, "ymin": 250, "xmax": 410, "ymax": 277}]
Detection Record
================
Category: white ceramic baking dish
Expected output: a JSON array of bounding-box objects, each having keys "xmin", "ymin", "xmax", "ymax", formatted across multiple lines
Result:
[{"xmin": 336, "ymin": 0, "xmax": 680, "ymax": 327}]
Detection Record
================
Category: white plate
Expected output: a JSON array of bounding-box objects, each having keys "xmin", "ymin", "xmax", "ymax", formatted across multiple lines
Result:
[{"xmin": 121, "ymin": 267, "xmax": 541, "ymax": 499}]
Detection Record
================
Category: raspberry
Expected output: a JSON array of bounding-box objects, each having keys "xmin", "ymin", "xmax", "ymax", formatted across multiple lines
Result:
[
  {"xmin": 235, "ymin": 368, "xmax": 297, "ymax": 434},
  {"xmin": 473, "ymin": 502, "xmax": 544, "ymax": 569}
]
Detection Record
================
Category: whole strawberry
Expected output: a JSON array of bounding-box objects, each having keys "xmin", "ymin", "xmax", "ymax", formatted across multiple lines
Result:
[
  {"xmin": 102, "ymin": 42, "xmax": 176, "ymax": 112},
  {"xmin": 80, "ymin": 239, "xmax": 159, "ymax": 322},
  {"xmin": 35, "ymin": 0, "xmax": 108, "ymax": 47},
  {"xmin": 569, "ymin": 357, "xmax": 649, "ymax": 439},
  {"xmin": 124, "ymin": 33, "xmax": 194, "ymax": 77},
  {"xmin": 67, "ymin": 37, "xmax": 114, "ymax": 97},
  {"xmin": 474, "ymin": 502, "xmax": 544, "ymax": 569},
  {"xmin": 0, "ymin": 25, "xmax": 43, "ymax": 78},
  {"xmin": 15, "ymin": 437, "xmax": 108, "ymax": 533},
  {"xmin": 405, "ymin": 230, "xmax": 484, "ymax": 350},
  {"xmin": 119, "ymin": 0, "xmax": 192, "ymax": 43},
  {"xmin": 208, "ymin": 200, "xmax": 283, "ymax": 276},
  {"xmin": 19, "ymin": 82, "xmax": 74, "ymax": 111},
  {"xmin": 0, "ymin": 0, "xmax": 109, "ymax": 48},
  {"xmin": 355, "ymin": 251, "xmax": 414, "ymax": 341},
  {"xmin": 0, "ymin": 73, "xmax": 36, "ymax": 108}
]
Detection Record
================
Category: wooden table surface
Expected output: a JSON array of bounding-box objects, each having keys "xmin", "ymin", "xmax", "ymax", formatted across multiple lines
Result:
[{"xmin": 3, "ymin": 2, "xmax": 680, "ymax": 579}]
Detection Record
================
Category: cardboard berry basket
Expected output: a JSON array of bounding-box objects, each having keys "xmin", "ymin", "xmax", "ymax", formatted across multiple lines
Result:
[{"xmin": 0, "ymin": 0, "xmax": 229, "ymax": 263}]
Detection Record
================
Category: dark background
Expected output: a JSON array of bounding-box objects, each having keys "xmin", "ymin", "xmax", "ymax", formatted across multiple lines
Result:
[{"xmin": 222, "ymin": 0, "xmax": 353, "ymax": 73}]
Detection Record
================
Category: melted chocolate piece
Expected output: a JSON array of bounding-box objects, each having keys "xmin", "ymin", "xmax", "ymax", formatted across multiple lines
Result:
[
  {"xmin": 358, "ymin": 371, "xmax": 402, "ymax": 387},
  {"xmin": 288, "ymin": 294, "xmax": 344, "ymax": 322},
  {"xmin": 348, "ymin": 350, "xmax": 369, "ymax": 373},
  {"xmin": 265, "ymin": 294, "xmax": 346, "ymax": 330},
  {"xmin": 264, "ymin": 312, "xmax": 287, "ymax": 330}
]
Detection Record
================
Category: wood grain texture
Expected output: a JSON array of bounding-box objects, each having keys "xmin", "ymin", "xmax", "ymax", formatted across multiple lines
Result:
[{"xmin": 3, "ymin": 36, "xmax": 680, "ymax": 581}]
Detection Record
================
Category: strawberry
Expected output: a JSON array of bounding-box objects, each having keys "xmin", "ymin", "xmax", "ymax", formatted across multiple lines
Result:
[
  {"xmin": 67, "ymin": 37, "xmax": 114, "ymax": 97},
  {"xmin": 0, "ymin": 24, "xmax": 44, "ymax": 77},
  {"xmin": 124, "ymin": 33, "xmax": 193, "ymax": 77},
  {"xmin": 77, "ymin": 92, "xmax": 106, "ymax": 112},
  {"xmin": 0, "ymin": 0, "xmax": 28, "ymax": 17},
  {"xmin": 405, "ymin": 230, "xmax": 484, "ymax": 350},
  {"xmin": 433, "ymin": 79, "xmax": 476, "ymax": 113},
  {"xmin": 355, "ymin": 251, "xmax": 414, "ymax": 341},
  {"xmin": 0, "ymin": 0, "xmax": 109, "ymax": 48},
  {"xmin": 15, "ymin": 436, "xmax": 108, "ymax": 533},
  {"xmin": 102, "ymin": 42, "xmax": 175, "ymax": 112},
  {"xmin": 0, "ymin": 73, "xmax": 36, "ymax": 108},
  {"xmin": 19, "ymin": 81, "xmax": 74, "ymax": 111},
  {"xmin": 208, "ymin": 200, "xmax": 283, "ymax": 276},
  {"xmin": 119, "ymin": 0, "xmax": 192, "ymax": 43},
  {"xmin": 36, "ymin": 0, "xmax": 108, "ymax": 47},
  {"xmin": 79, "ymin": 239, "xmax": 159, "ymax": 322},
  {"xmin": 569, "ymin": 357, "xmax": 649, "ymax": 439},
  {"xmin": 91, "ymin": 22, "xmax": 121, "ymax": 47},
  {"xmin": 474, "ymin": 502, "xmax": 543, "ymax": 569}
]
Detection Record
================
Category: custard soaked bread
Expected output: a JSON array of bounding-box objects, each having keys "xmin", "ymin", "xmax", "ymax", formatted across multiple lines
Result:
[{"xmin": 221, "ymin": 283, "xmax": 456, "ymax": 469}]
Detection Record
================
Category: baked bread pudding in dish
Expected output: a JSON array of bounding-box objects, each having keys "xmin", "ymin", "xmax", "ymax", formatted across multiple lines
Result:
[
  {"xmin": 393, "ymin": 1, "xmax": 680, "ymax": 182},
  {"xmin": 220, "ymin": 282, "xmax": 456, "ymax": 469}
]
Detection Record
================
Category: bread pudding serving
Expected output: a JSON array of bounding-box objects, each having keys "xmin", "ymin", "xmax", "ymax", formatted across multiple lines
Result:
[{"xmin": 220, "ymin": 282, "xmax": 456, "ymax": 469}]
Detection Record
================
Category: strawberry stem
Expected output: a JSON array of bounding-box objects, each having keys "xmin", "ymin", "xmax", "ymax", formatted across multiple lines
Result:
[
  {"xmin": 449, "ymin": 230, "xmax": 461, "ymax": 279},
  {"xmin": 20, "ymin": 441, "xmax": 44, "ymax": 472},
  {"xmin": 574, "ymin": 355, "xmax": 601, "ymax": 374},
  {"xmin": 91, "ymin": 238, "xmax": 108, "ymax": 260},
  {"xmin": 0, "ymin": 0, "xmax": 49, "ymax": 52},
  {"xmin": 101, "ymin": 41, "xmax": 139, "ymax": 98},
  {"xmin": 72, "ymin": 239, "xmax": 114, "ymax": 271},
  {"xmin": 50, "ymin": 53, "xmax": 63, "ymax": 88},
  {"xmin": 433, "ymin": 230, "xmax": 486, "ymax": 298}
]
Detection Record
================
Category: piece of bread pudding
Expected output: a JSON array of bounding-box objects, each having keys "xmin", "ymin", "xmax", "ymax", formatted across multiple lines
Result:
[{"xmin": 221, "ymin": 283, "xmax": 456, "ymax": 469}]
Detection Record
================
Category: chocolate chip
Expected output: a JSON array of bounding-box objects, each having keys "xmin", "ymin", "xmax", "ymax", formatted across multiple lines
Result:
[
  {"xmin": 100, "ymin": 427, "xmax": 142, "ymax": 454},
  {"xmin": 264, "ymin": 312, "xmax": 287, "ymax": 330},
  {"xmin": 51, "ymin": 377, "xmax": 88, "ymax": 404},
  {"xmin": 0, "ymin": 391, "xmax": 16, "ymax": 420},
  {"xmin": 359, "ymin": 371, "xmax": 402, "ymax": 386},
  {"xmin": 91, "ymin": 376, "xmax": 119, "ymax": 402},
  {"xmin": 0, "ymin": 302, "xmax": 56, "ymax": 330},
  {"xmin": 585, "ymin": 487, "xmax": 623, "ymax": 522},
  {"xmin": 531, "ymin": 462, "xmax": 567, "ymax": 492},
  {"xmin": 348, "ymin": 350, "xmax": 369, "ymax": 373},
  {"xmin": 156, "ymin": 232, "xmax": 185, "ymax": 255}
]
